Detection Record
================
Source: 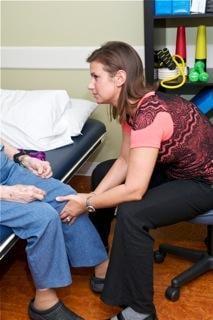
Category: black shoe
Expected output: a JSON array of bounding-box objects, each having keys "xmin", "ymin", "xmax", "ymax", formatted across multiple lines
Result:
[
  {"xmin": 28, "ymin": 300, "xmax": 85, "ymax": 320},
  {"xmin": 106, "ymin": 312, "xmax": 158, "ymax": 320},
  {"xmin": 90, "ymin": 274, "xmax": 105, "ymax": 293},
  {"xmin": 144, "ymin": 314, "xmax": 158, "ymax": 320}
]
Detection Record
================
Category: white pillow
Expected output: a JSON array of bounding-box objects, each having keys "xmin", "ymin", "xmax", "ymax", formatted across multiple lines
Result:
[
  {"xmin": 0, "ymin": 89, "xmax": 73, "ymax": 151},
  {"xmin": 65, "ymin": 98, "xmax": 97, "ymax": 137},
  {"xmin": 1, "ymin": 121, "xmax": 73, "ymax": 151}
]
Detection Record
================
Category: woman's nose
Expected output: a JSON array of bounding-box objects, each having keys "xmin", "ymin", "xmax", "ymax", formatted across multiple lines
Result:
[{"xmin": 88, "ymin": 80, "xmax": 94, "ymax": 90}]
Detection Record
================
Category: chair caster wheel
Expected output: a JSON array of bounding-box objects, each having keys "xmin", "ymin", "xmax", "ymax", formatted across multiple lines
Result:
[
  {"xmin": 165, "ymin": 286, "xmax": 180, "ymax": 301},
  {"xmin": 154, "ymin": 250, "xmax": 166, "ymax": 263}
]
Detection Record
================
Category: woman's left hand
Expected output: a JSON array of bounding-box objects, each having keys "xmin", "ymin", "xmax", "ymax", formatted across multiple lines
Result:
[
  {"xmin": 56, "ymin": 193, "xmax": 88, "ymax": 224},
  {"xmin": 22, "ymin": 156, "xmax": 53, "ymax": 178}
]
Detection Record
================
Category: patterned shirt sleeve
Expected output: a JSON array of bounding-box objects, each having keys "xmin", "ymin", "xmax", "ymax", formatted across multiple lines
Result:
[{"xmin": 122, "ymin": 112, "xmax": 174, "ymax": 149}]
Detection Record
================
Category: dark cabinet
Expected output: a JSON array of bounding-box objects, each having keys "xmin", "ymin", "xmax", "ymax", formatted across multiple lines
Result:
[{"xmin": 143, "ymin": 0, "xmax": 213, "ymax": 94}]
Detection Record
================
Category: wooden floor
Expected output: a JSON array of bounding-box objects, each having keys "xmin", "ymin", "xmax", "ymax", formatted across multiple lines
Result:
[{"xmin": 1, "ymin": 176, "xmax": 213, "ymax": 320}]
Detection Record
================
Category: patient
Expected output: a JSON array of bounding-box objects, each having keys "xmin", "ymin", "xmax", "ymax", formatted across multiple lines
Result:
[{"xmin": 0, "ymin": 138, "xmax": 109, "ymax": 320}]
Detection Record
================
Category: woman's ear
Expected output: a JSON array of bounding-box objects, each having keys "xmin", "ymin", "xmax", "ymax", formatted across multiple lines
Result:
[{"xmin": 115, "ymin": 70, "xmax": 126, "ymax": 87}]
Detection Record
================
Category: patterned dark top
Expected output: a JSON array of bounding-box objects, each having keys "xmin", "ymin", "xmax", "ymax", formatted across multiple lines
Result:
[{"xmin": 126, "ymin": 92, "xmax": 213, "ymax": 184}]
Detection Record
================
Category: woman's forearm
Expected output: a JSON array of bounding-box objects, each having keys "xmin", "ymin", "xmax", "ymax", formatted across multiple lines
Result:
[
  {"xmin": 89, "ymin": 147, "xmax": 159, "ymax": 209},
  {"xmin": 88, "ymin": 183, "xmax": 144, "ymax": 210},
  {"xmin": 94, "ymin": 157, "xmax": 128, "ymax": 194}
]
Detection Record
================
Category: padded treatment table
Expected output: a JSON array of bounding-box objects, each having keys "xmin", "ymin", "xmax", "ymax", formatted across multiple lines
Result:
[{"xmin": 0, "ymin": 118, "xmax": 106, "ymax": 260}]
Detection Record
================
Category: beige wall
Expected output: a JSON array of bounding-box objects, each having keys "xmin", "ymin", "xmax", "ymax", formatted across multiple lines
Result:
[
  {"xmin": 1, "ymin": 1, "xmax": 212, "ymax": 161},
  {"xmin": 2, "ymin": 1, "xmax": 144, "ymax": 46},
  {"xmin": 1, "ymin": 1, "xmax": 144, "ymax": 161}
]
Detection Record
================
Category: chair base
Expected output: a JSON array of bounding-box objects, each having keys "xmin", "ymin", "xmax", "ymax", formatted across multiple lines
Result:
[{"xmin": 154, "ymin": 225, "xmax": 213, "ymax": 301}]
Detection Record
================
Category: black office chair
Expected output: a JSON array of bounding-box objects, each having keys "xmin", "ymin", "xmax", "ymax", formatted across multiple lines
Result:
[{"xmin": 154, "ymin": 209, "xmax": 213, "ymax": 301}]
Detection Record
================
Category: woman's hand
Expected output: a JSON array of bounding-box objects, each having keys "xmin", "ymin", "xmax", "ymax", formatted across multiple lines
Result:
[
  {"xmin": 0, "ymin": 185, "xmax": 46, "ymax": 203},
  {"xmin": 21, "ymin": 155, "xmax": 53, "ymax": 178},
  {"xmin": 56, "ymin": 193, "xmax": 89, "ymax": 224}
]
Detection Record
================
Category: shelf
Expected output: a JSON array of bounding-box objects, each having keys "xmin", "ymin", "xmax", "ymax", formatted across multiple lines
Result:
[
  {"xmin": 154, "ymin": 13, "xmax": 213, "ymax": 19},
  {"xmin": 158, "ymin": 68, "xmax": 213, "ymax": 94},
  {"xmin": 153, "ymin": 14, "xmax": 213, "ymax": 27},
  {"xmin": 159, "ymin": 85, "xmax": 213, "ymax": 95},
  {"xmin": 158, "ymin": 68, "xmax": 213, "ymax": 86}
]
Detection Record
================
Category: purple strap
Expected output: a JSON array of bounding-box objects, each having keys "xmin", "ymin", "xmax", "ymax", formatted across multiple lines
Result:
[{"xmin": 19, "ymin": 149, "xmax": 46, "ymax": 161}]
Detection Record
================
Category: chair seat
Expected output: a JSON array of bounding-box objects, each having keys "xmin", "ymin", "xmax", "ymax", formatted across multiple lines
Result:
[{"xmin": 190, "ymin": 209, "xmax": 213, "ymax": 224}]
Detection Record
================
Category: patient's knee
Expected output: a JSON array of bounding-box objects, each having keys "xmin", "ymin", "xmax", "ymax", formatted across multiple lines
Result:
[{"xmin": 31, "ymin": 202, "xmax": 60, "ymax": 228}]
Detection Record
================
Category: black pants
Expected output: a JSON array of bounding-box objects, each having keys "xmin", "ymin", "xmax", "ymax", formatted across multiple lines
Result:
[
  {"xmin": 90, "ymin": 160, "xmax": 171, "ymax": 249},
  {"xmin": 90, "ymin": 160, "xmax": 118, "ymax": 249},
  {"xmin": 90, "ymin": 160, "xmax": 213, "ymax": 314}
]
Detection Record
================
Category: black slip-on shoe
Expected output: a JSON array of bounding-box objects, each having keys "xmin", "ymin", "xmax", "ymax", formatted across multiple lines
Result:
[
  {"xmin": 28, "ymin": 300, "xmax": 85, "ymax": 320},
  {"xmin": 106, "ymin": 312, "xmax": 158, "ymax": 320},
  {"xmin": 143, "ymin": 314, "xmax": 158, "ymax": 320},
  {"xmin": 90, "ymin": 274, "xmax": 105, "ymax": 293}
]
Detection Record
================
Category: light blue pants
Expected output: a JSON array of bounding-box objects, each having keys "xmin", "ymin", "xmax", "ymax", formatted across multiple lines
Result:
[{"xmin": 0, "ymin": 150, "xmax": 107, "ymax": 289}]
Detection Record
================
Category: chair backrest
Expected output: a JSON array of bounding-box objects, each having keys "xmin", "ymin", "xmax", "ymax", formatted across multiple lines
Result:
[{"xmin": 190, "ymin": 87, "xmax": 213, "ymax": 115}]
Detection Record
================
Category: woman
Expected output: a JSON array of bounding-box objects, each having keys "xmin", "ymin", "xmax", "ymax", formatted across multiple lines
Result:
[
  {"xmin": 57, "ymin": 41, "xmax": 213, "ymax": 320},
  {"xmin": 0, "ymin": 138, "xmax": 108, "ymax": 320}
]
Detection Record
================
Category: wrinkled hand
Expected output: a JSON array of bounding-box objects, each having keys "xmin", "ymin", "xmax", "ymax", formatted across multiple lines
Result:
[
  {"xmin": 56, "ymin": 193, "xmax": 89, "ymax": 224},
  {"xmin": 4, "ymin": 184, "xmax": 46, "ymax": 203},
  {"xmin": 22, "ymin": 156, "xmax": 52, "ymax": 178}
]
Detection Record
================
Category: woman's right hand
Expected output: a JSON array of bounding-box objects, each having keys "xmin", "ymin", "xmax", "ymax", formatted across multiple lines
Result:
[{"xmin": 0, "ymin": 185, "xmax": 46, "ymax": 203}]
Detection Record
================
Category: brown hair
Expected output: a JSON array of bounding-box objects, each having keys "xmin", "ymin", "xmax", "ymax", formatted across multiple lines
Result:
[{"xmin": 87, "ymin": 41, "xmax": 155, "ymax": 122}]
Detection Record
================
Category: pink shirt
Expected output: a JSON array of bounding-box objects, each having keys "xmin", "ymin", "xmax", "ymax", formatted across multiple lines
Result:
[
  {"xmin": 121, "ymin": 91, "xmax": 213, "ymax": 184},
  {"xmin": 122, "ymin": 93, "xmax": 174, "ymax": 149}
]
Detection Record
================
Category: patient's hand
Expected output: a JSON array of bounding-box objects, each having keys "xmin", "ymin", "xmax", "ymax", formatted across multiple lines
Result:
[
  {"xmin": 0, "ymin": 185, "xmax": 46, "ymax": 203},
  {"xmin": 21, "ymin": 155, "xmax": 52, "ymax": 178},
  {"xmin": 56, "ymin": 193, "xmax": 88, "ymax": 224}
]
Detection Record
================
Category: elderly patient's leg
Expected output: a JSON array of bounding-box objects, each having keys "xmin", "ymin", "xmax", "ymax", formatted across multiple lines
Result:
[
  {"xmin": 1, "ymin": 200, "xmax": 84, "ymax": 319},
  {"xmin": 1, "ymin": 200, "xmax": 72, "ymax": 288},
  {"xmin": 38, "ymin": 177, "xmax": 109, "ymax": 290},
  {"xmin": 12, "ymin": 169, "xmax": 109, "ymax": 277}
]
